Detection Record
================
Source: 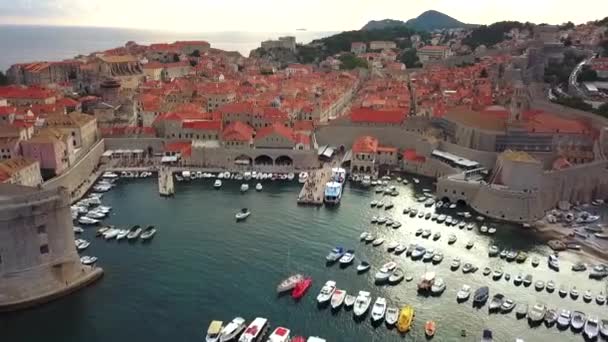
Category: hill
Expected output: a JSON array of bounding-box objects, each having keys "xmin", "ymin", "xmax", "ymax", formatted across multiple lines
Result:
[{"xmin": 362, "ymin": 10, "xmax": 474, "ymax": 32}]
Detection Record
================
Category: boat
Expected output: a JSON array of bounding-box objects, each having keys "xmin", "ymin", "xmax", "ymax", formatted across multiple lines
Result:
[
  {"xmin": 600, "ymin": 320, "xmax": 608, "ymax": 338},
  {"xmin": 80, "ymin": 256, "xmax": 98, "ymax": 265},
  {"xmin": 488, "ymin": 245, "xmax": 499, "ymax": 257},
  {"xmin": 338, "ymin": 250, "xmax": 355, "ymax": 265},
  {"xmin": 544, "ymin": 309, "xmax": 558, "ymax": 326},
  {"xmin": 78, "ymin": 216, "xmax": 99, "ymax": 225},
  {"xmin": 316, "ymin": 280, "xmax": 336, "ymax": 304},
  {"xmin": 411, "ymin": 245, "xmax": 426, "ymax": 259},
  {"xmin": 371, "ymin": 297, "xmax": 387, "ymax": 322},
  {"xmin": 298, "ymin": 172, "xmax": 308, "ymax": 184},
  {"xmin": 589, "ymin": 264, "xmax": 608, "ymax": 279},
  {"xmin": 489, "ymin": 294, "xmax": 504, "ymax": 312},
  {"xmin": 391, "ymin": 221, "xmax": 402, "ymax": 229},
  {"xmin": 344, "ymin": 294, "xmax": 356, "ymax": 308},
  {"xmin": 516, "ymin": 304, "xmax": 528, "ymax": 319},
  {"xmin": 357, "ymin": 261, "xmax": 370, "ymax": 273},
  {"xmin": 96, "ymin": 226, "xmax": 110, "ymax": 236},
  {"xmin": 206, "ymin": 320, "xmax": 223, "ymax": 342},
  {"xmin": 572, "ymin": 262, "xmax": 587, "ymax": 272},
  {"xmin": 487, "ymin": 227, "xmax": 497, "ymax": 235},
  {"xmin": 277, "ymin": 274, "xmax": 304, "ymax": 293},
  {"xmin": 465, "ymin": 241, "xmax": 474, "ymax": 249},
  {"xmin": 596, "ymin": 292, "xmax": 606, "ymax": 305},
  {"xmin": 417, "ymin": 272, "xmax": 436, "ymax": 293},
  {"xmin": 531, "ymin": 257, "xmax": 539, "ymax": 267},
  {"xmin": 384, "ymin": 202, "xmax": 394, "ymax": 210},
  {"xmin": 492, "ymin": 269, "xmax": 503, "ymax": 280},
  {"xmin": 448, "ymin": 234, "xmax": 457, "ymax": 244},
  {"xmin": 410, "ymin": 209, "xmax": 418, "ymax": 217},
  {"xmin": 361, "ymin": 175, "xmax": 371, "ymax": 187},
  {"xmin": 513, "ymin": 274, "xmax": 523, "ymax": 286},
  {"xmin": 76, "ymin": 240, "xmax": 90, "ymax": 251},
  {"xmin": 501, "ymin": 299, "xmax": 516, "ymax": 313},
  {"xmin": 432, "ymin": 232, "xmax": 441, "ymax": 241},
  {"xmin": 571, "ymin": 311, "xmax": 586, "ymax": 331},
  {"xmin": 364, "ymin": 234, "xmax": 375, "ymax": 243},
  {"xmin": 116, "ymin": 229, "xmax": 129, "ymax": 240},
  {"xmin": 238, "ymin": 317, "xmax": 269, "ymax": 342},
  {"xmin": 584, "ymin": 290, "xmax": 593, "ymax": 302},
  {"xmin": 421, "ymin": 229, "xmax": 432, "ymax": 239},
  {"xmin": 388, "ymin": 268, "xmax": 404, "ymax": 284},
  {"xmin": 394, "ymin": 244, "xmax": 406, "ymax": 254},
  {"xmin": 425, "ymin": 320, "xmax": 436, "ymax": 338},
  {"xmin": 585, "ymin": 316, "xmax": 600, "ymax": 339},
  {"xmin": 481, "ymin": 329, "xmax": 493, "ymax": 342},
  {"xmin": 462, "ymin": 263, "xmax": 477, "ymax": 274},
  {"xmin": 397, "ymin": 305, "xmax": 414, "ymax": 333},
  {"xmin": 140, "ymin": 226, "xmax": 157, "ymax": 240},
  {"xmin": 546, "ymin": 280, "xmax": 555, "ymax": 293},
  {"xmin": 432, "ymin": 252, "xmax": 444, "ymax": 264},
  {"xmin": 255, "ymin": 183, "xmax": 262, "ymax": 191},
  {"xmin": 482, "ymin": 267, "xmax": 491, "ymax": 276},
  {"xmin": 450, "ymin": 258, "xmax": 461, "ymax": 271},
  {"xmin": 548, "ymin": 254, "xmax": 559, "ymax": 271},
  {"xmin": 558, "ymin": 285, "xmax": 567, "ymax": 297},
  {"xmin": 473, "ymin": 286, "xmax": 489, "ymax": 307},
  {"xmin": 528, "ymin": 303, "xmax": 547, "ymax": 324},
  {"xmin": 219, "ymin": 317, "xmax": 246, "ymax": 342},
  {"xmin": 437, "ymin": 214, "xmax": 446, "ymax": 223},
  {"xmin": 523, "ymin": 274, "xmax": 533, "ymax": 287},
  {"xmin": 103, "ymin": 228, "xmax": 119, "ymax": 240},
  {"xmin": 422, "ymin": 249, "xmax": 434, "ymax": 262},
  {"xmin": 353, "ymin": 291, "xmax": 372, "ymax": 317},
  {"xmin": 127, "ymin": 226, "xmax": 143, "ymax": 240},
  {"xmin": 430, "ymin": 278, "xmax": 446, "ymax": 295},
  {"xmin": 385, "ymin": 307, "xmax": 398, "ymax": 326},
  {"xmin": 372, "ymin": 238, "xmax": 384, "ymax": 247},
  {"xmin": 240, "ymin": 184, "xmax": 249, "ymax": 193},
  {"xmin": 506, "ymin": 250, "xmax": 517, "ymax": 261},
  {"xmin": 480, "ymin": 225, "xmax": 488, "ymax": 233},
  {"xmin": 291, "ymin": 277, "xmax": 312, "ymax": 299},
  {"xmin": 323, "ymin": 168, "xmax": 346, "ymax": 205},
  {"xmin": 376, "ymin": 216, "xmax": 387, "ymax": 224},
  {"xmin": 571, "ymin": 286, "xmax": 580, "ymax": 299},
  {"xmin": 425, "ymin": 213, "xmax": 432, "ymax": 220},
  {"xmin": 534, "ymin": 280, "xmax": 545, "ymax": 291},
  {"xmin": 386, "ymin": 242, "xmax": 398, "ymax": 251},
  {"xmin": 557, "ymin": 309, "xmax": 571, "ymax": 329},
  {"xmin": 325, "ymin": 247, "xmax": 344, "ymax": 263},
  {"xmin": 457, "ymin": 284, "xmax": 471, "ymax": 302},
  {"xmin": 214, "ymin": 179, "xmax": 222, "ymax": 189},
  {"xmin": 374, "ymin": 261, "xmax": 397, "ymax": 282},
  {"xmin": 359, "ymin": 232, "xmax": 369, "ymax": 241},
  {"xmin": 499, "ymin": 250, "xmax": 508, "ymax": 259},
  {"xmin": 73, "ymin": 226, "xmax": 84, "ymax": 234},
  {"xmin": 330, "ymin": 289, "xmax": 346, "ymax": 310}
]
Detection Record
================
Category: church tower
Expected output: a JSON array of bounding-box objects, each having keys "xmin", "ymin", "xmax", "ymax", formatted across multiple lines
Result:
[{"xmin": 509, "ymin": 81, "xmax": 531, "ymax": 124}]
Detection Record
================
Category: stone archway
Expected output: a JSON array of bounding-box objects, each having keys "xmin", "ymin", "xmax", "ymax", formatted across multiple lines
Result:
[
  {"xmin": 456, "ymin": 199, "xmax": 467, "ymax": 207},
  {"xmin": 275, "ymin": 155, "xmax": 293, "ymax": 166},
  {"xmin": 254, "ymin": 155, "xmax": 273, "ymax": 166},
  {"xmin": 441, "ymin": 196, "xmax": 451, "ymax": 203}
]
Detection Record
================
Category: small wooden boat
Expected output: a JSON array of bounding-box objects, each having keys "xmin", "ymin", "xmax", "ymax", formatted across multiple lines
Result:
[
  {"xmin": 397, "ymin": 305, "xmax": 414, "ymax": 333},
  {"xmin": 425, "ymin": 320, "xmax": 436, "ymax": 337}
]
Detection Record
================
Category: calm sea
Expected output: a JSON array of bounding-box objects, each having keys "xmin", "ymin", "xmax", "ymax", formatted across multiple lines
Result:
[
  {"xmin": 1, "ymin": 176, "xmax": 606, "ymax": 341},
  {"xmin": 0, "ymin": 25, "xmax": 334, "ymax": 72}
]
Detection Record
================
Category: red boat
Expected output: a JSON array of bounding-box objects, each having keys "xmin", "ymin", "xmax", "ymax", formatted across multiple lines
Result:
[
  {"xmin": 291, "ymin": 337, "xmax": 306, "ymax": 342},
  {"xmin": 291, "ymin": 277, "xmax": 312, "ymax": 299}
]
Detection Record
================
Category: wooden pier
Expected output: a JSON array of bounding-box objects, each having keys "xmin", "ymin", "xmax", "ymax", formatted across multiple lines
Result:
[
  {"xmin": 297, "ymin": 168, "xmax": 332, "ymax": 205},
  {"xmin": 158, "ymin": 167, "xmax": 175, "ymax": 196}
]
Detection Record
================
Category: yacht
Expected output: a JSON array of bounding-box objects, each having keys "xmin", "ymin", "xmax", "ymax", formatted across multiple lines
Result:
[
  {"xmin": 585, "ymin": 316, "xmax": 600, "ymax": 340},
  {"xmin": 371, "ymin": 297, "xmax": 387, "ymax": 322},
  {"xmin": 330, "ymin": 289, "xmax": 346, "ymax": 310},
  {"xmin": 214, "ymin": 179, "xmax": 222, "ymax": 189},
  {"xmin": 219, "ymin": 317, "xmax": 247, "ymax": 342},
  {"xmin": 325, "ymin": 247, "xmax": 344, "ymax": 263},
  {"xmin": 457, "ymin": 284, "xmax": 471, "ymax": 302},
  {"xmin": 557, "ymin": 309, "xmax": 571, "ymax": 329},
  {"xmin": 238, "ymin": 317, "xmax": 269, "ymax": 342},
  {"xmin": 316, "ymin": 280, "xmax": 336, "ymax": 305},
  {"xmin": 353, "ymin": 291, "xmax": 372, "ymax": 318},
  {"xmin": 206, "ymin": 320, "xmax": 223, "ymax": 342}
]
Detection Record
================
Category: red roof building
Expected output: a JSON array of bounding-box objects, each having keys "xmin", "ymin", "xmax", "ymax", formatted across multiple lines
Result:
[
  {"xmin": 352, "ymin": 136, "xmax": 378, "ymax": 154},
  {"xmin": 222, "ymin": 121, "xmax": 254, "ymax": 142}
]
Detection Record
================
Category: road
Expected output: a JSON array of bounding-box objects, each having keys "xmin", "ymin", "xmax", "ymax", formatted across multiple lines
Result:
[{"xmin": 568, "ymin": 55, "xmax": 595, "ymax": 97}]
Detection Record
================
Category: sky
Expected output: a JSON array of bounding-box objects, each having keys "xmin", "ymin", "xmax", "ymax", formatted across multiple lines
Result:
[{"xmin": 0, "ymin": 0, "xmax": 607, "ymax": 32}]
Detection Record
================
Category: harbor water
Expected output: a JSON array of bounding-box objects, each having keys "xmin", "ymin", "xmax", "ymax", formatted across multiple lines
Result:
[{"xmin": 2, "ymin": 177, "xmax": 607, "ymax": 342}]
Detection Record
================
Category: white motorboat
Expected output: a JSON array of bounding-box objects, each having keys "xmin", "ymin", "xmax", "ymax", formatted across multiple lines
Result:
[
  {"xmin": 78, "ymin": 216, "xmax": 99, "ymax": 225},
  {"xmin": 388, "ymin": 268, "xmax": 404, "ymax": 284},
  {"xmin": 206, "ymin": 320, "xmax": 223, "ymax": 342},
  {"xmin": 287, "ymin": 173, "xmax": 295, "ymax": 181},
  {"xmin": 236, "ymin": 208, "xmax": 251, "ymax": 221},
  {"xmin": 372, "ymin": 238, "xmax": 385, "ymax": 247},
  {"xmin": 585, "ymin": 316, "xmax": 600, "ymax": 339},
  {"xmin": 371, "ymin": 297, "xmax": 387, "ymax": 322},
  {"xmin": 374, "ymin": 261, "xmax": 397, "ymax": 282},
  {"xmin": 116, "ymin": 229, "xmax": 129, "ymax": 240},
  {"xmin": 557, "ymin": 309, "xmax": 571, "ymax": 329},
  {"xmin": 80, "ymin": 255, "xmax": 98, "ymax": 265},
  {"xmin": 103, "ymin": 228, "xmax": 120, "ymax": 240},
  {"xmin": 240, "ymin": 183, "xmax": 249, "ymax": 192},
  {"xmin": 571, "ymin": 311, "xmax": 586, "ymax": 330},
  {"xmin": 385, "ymin": 307, "xmax": 398, "ymax": 326},
  {"xmin": 219, "ymin": 317, "xmax": 246, "ymax": 342},
  {"xmin": 457, "ymin": 284, "xmax": 471, "ymax": 302},
  {"xmin": 76, "ymin": 239, "xmax": 90, "ymax": 251},
  {"xmin": 339, "ymin": 250, "xmax": 355, "ymax": 265},
  {"xmin": 316, "ymin": 280, "xmax": 336, "ymax": 304},
  {"xmin": 330, "ymin": 289, "xmax": 346, "ymax": 309},
  {"xmin": 214, "ymin": 179, "xmax": 222, "ymax": 189},
  {"xmin": 528, "ymin": 303, "xmax": 547, "ymax": 324},
  {"xmin": 430, "ymin": 278, "xmax": 446, "ymax": 295},
  {"xmin": 127, "ymin": 226, "xmax": 143, "ymax": 240},
  {"xmin": 238, "ymin": 317, "xmax": 269, "ymax": 342},
  {"xmin": 254, "ymin": 183, "xmax": 263, "ymax": 191},
  {"xmin": 394, "ymin": 244, "xmax": 406, "ymax": 254},
  {"xmin": 102, "ymin": 172, "xmax": 119, "ymax": 179},
  {"xmin": 140, "ymin": 226, "xmax": 157, "ymax": 240},
  {"xmin": 353, "ymin": 291, "xmax": 372, "ymax": 317},
  {"xmin": 410, "ymin": 245, "xmax": 426, "ymax": 259},
  {"xmin": 386, "ymin": 242, "xmax": 398, "ymax": 251},
  {"xmin": 267, "ymin": 327, "xmax": 290, "ymax": 342},
  {"xmin": 357, "ymin": 261, "xmax": 371, "ymax": 273},
  {"xmin": 73, "ymin": 226, "xmax": 84, "ymax": 234},
  {"xmin": 548, "ymin": 254, "xmax": 560, "ymax": 271},
  {"xmin": 344, "ymin": 294, "xmax": 356, "ymax": 307},
  {"xmin": 501, "ymin": 298, "xmax": 516, "ymax": 313},
  {"xmin": 361, "ymin": 175, "xmax": 371, "ymax": 187},
  {"xmin": 450, "ymin": 258, "xmax": 461, "ymax": 270},
  {"xmin": 298, "ymin": 172, "xmax": 308, "ymax": 184}
]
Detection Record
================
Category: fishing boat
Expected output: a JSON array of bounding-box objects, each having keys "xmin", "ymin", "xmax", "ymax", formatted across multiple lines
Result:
[
  {"xmin": 488, "ymin": 245, "xmax": 499, "ymax": 257},
  {"xmin": 372, "ymin": 238, "xmax": 384, "ymax": 247},
  {"xmin": 388, "ymin": 268, "xmax": 404, "ymax": 284},
  {"xmin": 277, "ymin": 274, "xmax": 304, "ymax": 293},
  {"xmin": 571, "ymin": 286, "xmax": 580, "ymax": 299},
  {"xmin": 206, "ymin": 320, "xmax": 223, "ymax": 342},
  {"xmin": 513, "ymin": 274, "xmax": 523, "ymax": 286},
  {"xmin": 219, "ymin": 317, "xmax": 246, "ymax": 342},
  {"xmin": 571, "ymin": 311, "xmax": 586, "ymax": 331},
  {"xmin": 397, "ymin": 305, "xmax": 414, "ymax": 333},
  {"xmin": 501, "ymin": 299, "xmax": 516, "ymax": 313},
  {"xmin": 330, "ymin": 289, "xmax": 346, "ymax": 310},
  {"xmin": 140, "ymin": 226, "xmax": 157, "ymax": 240},
  {"xmin": 548, "ymin": 254, "xmax": 559, "ymax": 271},
  {"xmin": 557, "ymin": 309, "xmax": 571, "ymax": 329},
  {"xmin": 457, "ymin": 284, "xmax": 471, "ymax": 302},
  {"xmin": 291, "ymin": 277, "xmax": 312, "ymax": 299},
  {"xmin": 516, "ymin": 304, "xmax": 528, "ymax": 319},
  {"xmin": 316, "ymin": 280, "xmax": 336, "ymax": 304},
  {"xmin": 238, "ymin": 317, "xmax": 268, "ymax": 342},
  {"xmin": 528, "ymin": 303, "xmax": 547, "ymax": 325},
  {"xmin": 430, "ymin": 278, "xmax": 446, "ymax": 295},
  {"xmin": 344, "ymin": 294, "xmax": 356, "ymax": 308},
  {"xmin": 103, "ymin": 228, "xmax": 119, "ymax": 240},
  {"xmin": 338, "ymin": 250, "xmax": 355, "ymax": 265},
  {"xmin": 523, "ymin": 274, "xmax": 533, "ymax": 287},
  {"xmin": 473, "ymin": 286, "xmax": 489, "ymax": 307},
  {"xmin": 448, "ymin": 234, "xmax": 457, "ymax": 244},
  {"xmin": 544, "ymin": 309, "xmax": 558, "ymax": 326},
  {"xmin": 583, "ymin": 290, "xmax": 593, "ymax": 302},
  {"xmin": 385, "ymin": 307, "xmax": 398, "ymax": 326},
  {"xmin": 462, "ymin": 263, "xmax": 477, "ymax": 274},
  {"xmin": 96, "ymin": 226, "xmax": 110, "ymax": 237},
  {"xmin": 596, "ymin": 292, "xmax": 606, "ymax": 305},
  {"xmin": 585, "ymin": 316, "xmax": 600, "ymax": 340},
  {"xmin": 546, "ymin": 280, "xmax": 555, "ymax": 293},
  {"xmin": 417, "ymin": 272, "xmax": 436, "ymax": 293},
  {"xmin": 325, "ymin": 247, "xmax": 344, "ymax": 263},
  {"xmin": 353, "ymin": 291, "xmax": 372, "ymax": 318},
  {"xmin": 375, "ymin": 262, "xmax": 397, "ymax": 283},
  {"xmin": 489, "ymin": 294, "xmax": 505, "ymax": 312},
  {"xmin": 371, "ymin": 297, "xmax": 387, "ymax": 322},
  {"xmin": 534, "ymin": 280, "xmax": 545, "ymax": 291},
  {"xmin": 492, "ymin": 269, "xmax": 503, "ymax": 280},
  {"xmin": 558, "ymin": 285, "xmax": 567, "ymax": 297},
  {"xmin": 357, "ymin": 261, "xmax": 371, "ymax": 273}
]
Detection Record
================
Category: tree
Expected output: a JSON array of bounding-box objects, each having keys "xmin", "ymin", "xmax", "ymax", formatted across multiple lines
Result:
[
  {"xmin": 600, "ymin": 40, "xmax": 608, "ymax": 57},
  {"xmin": 338, "ymin": 54, "xmax": 368, "ymax": 70},
  {"xmin": 596, "ymin": 102, "xmax": 608, "ymax": 118},
  {"xmin": 190, "ymin": 49, "xmax": 200, "ymax": 57},
  {"xmin": 0, "ymin": 71, "xmax": 8, "ymax": 86},
  {"xmin": 563, "ymin": 37, "xmax": 573, "ymax": 47},
  {"xmin": 173, "ymin": 54, "xmax": 180, "ymax": 62},
  {"xmin": 400, "ymin": 48, "xmax": 421, "ymax": 68}
]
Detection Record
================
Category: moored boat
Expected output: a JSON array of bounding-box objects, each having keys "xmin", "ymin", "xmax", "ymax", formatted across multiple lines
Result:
[
  {"xmin": 425, "ymin": 320, "xmax": 436, "ymax": 338},
  {"xmin": 457, "ymin": 284, "xmax": 471, "ymax": 302},
  {"xmin": 557, "ymin": 309, "xmax": 571, "ymax": 329},
  {"xmin": 291, "ymin": 277, "xmax": 312, "ymax": 300},
  {"xmin": 338, "ymin": 250, "xmax": 355, "ymax": 265},
  {"xmin": 344, "ymin": 294, "xmax": 356, "ymax": 308},
  {"xmin": 277, "ymin": 274, "xmax": 304, "ymax": 293},
  {"xmin": 316, "ymin": 280, "xmax": 336, "ymax": 304},
  {"xmin": 473, "ymin": 286, "xmax": 489, "ymax": 307},
  {"xmin": 397, "ymin": 305, "xmax": 414, "ymax": 333},
  {"xmin": 528, "ymin": 303, "xmax": 547, "ymax": 325},
  {"xmin": 330, "ymin": 289, "xmax": 346, "ymax": 310},
  {"xmin": 140, "ymin": 226, "xmax": 157, "ymax": 240},
  {"xmin": 219, "ymin": 317, "xmax": 246, "ymax": 342},
  {"xmin": 206, "ymin": 320, "xmax": 223, "ymax": 342},
  {"xmin": 585, "ymin": 315, "xmax": 600, "ymax": 340},
  {"xmin": 325, "ymin": 247, "xmax": 344, "ymax": 263},
  {"xmin": 353, "ymin": 291, "xmax": 372, "ymax": 317},
  {"xmin": 370, "ymin": 297, "xmax": 387, "ymax": 322},
  {"xmin": 238, "ymin": 317, "xmax": 269, "ymax": 342},
  {"xmin": 357, "ymin": 261, "xmax": 371, "ymax": 273},
  {"xmin": 571, "ymin": 311, "xmax": 586, "ymax": 331},
  {"xmin": 385, "ymin": 307, "xmax": 398, "ymax": 326},
  {"xmin": 489, "ymin": 293, "xmax": 504, "ymax": 312}
]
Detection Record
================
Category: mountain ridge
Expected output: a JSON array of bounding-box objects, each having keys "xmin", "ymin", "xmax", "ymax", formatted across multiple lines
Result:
[{"xmin": 362, "ymin": 10, "xmax": 476, "ymax": 31}]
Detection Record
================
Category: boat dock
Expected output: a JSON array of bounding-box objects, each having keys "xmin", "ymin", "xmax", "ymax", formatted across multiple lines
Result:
[
  {"xmin": 158, "ymin": 167, "xmax": 174, "ymax": 196},
  {"xmin": 297, "ymin": 168, "xmax": 332, "ymax": 205}
]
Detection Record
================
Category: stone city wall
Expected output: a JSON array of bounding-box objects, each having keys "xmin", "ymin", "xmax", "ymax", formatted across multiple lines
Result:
[
  {"xmin": 436, "ymin": 177, "xmax": 482, "ymax": 203},
  {"xmin": 316, "ymin": 124, "xmax": 433, "ymax": 151},
  {"xmin": 189, "ymin": 146, "xmax": 320, "ymax": 172},
  {"xmin": 104, "ymin": 138, "xmax": 165, "ymax": 154},
  {"xmin": 42, "ymin": 139, "xmax": 105, "ymax": 196},
  {"xmin": 437, "ymin": 140, "xmax": 498, "ymax": 169},
  {"xmin": 403, "ymin": 158, "xmax": 459, "ymax": 179},
  {"xmin": 470, "ymin": 185, "xmax": 545, "ymax": 223},
  {"xmin": 539, "ymin": 160, "xmax": 608, "ymax": 209}
]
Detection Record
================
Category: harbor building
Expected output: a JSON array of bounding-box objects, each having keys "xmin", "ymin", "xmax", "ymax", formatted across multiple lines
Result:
[
  {"xmin": 260, "ymin": 36, "xmax": 296, "ymax": 52},
  {"xmin": 0, "ymin": 185, "xmax": 102, "ymax": 311},
  {"xmin": 350, "ymin": 135, "xmax": 398, "ymax": 176}
]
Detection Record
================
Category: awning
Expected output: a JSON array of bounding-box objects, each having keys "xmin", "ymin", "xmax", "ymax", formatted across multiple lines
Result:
[{"xmin": 161, "ymin": 156, "xmax": 179, "ymax": 163}]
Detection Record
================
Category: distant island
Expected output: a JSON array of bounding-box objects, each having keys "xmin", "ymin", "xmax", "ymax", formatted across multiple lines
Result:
[{"xmin": 362, "ymin": 10, "xmax": 477, "ymax": 31}]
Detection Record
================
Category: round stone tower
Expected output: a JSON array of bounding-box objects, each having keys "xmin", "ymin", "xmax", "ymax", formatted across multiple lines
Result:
[{"xmin": 99, "ymin": 77, "xmax": 121, "ymax": 103}]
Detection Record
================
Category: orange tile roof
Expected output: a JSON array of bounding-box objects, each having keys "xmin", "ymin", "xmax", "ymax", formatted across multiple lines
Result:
[
  {"xmin": 222, "ymin": 121, "xmax": 254, "ymax": 141},
  {"xmin": 352, "ymin": 135, "xmax": 378, "ymax": 153}
]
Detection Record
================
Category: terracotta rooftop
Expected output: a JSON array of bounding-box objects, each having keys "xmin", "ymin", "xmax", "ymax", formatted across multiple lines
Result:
[
  {"xmin": 222, "ymin": 121, "xmax": 254, "ymax": 141},
  {"xmin": 352, "ymin": 135, "xmax": 378, "ymax": 154}
]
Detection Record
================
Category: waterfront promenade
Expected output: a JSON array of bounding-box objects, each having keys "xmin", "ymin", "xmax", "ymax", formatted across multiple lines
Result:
[{"xmin": 297, "ymin": 167, "xmax": 331, "ymax": 205}]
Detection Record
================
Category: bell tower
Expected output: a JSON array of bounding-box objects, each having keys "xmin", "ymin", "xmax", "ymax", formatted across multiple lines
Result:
[{"xmin": 509, "ymin": 81, "xmax": 531, "ymax": 124}]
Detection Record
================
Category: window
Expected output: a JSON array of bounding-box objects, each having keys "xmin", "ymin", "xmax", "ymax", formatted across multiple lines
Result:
[
  {"xmin": 37, "ymin": 225, "xmax": 46, "ymax": 234},
  {"xmin": 40, "ymin": 244, "xmax": 49, "ymax": 254}
]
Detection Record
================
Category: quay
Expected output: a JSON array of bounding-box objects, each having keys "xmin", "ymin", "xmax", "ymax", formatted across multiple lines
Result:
[
  {"xmin": 297, "ymin": 167, "xmax": 331, "ymax": 205},
  {"xmin": 158, "ymin": 167, "xmax": 175, "ymax": 196}
]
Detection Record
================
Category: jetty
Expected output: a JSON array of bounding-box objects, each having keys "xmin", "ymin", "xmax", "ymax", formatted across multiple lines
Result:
[
  {"xmin": 158, "ymin": 167, "xmax": 174, "ymax": 196},
  {"xmin": 297, "ymin": 167, "xmax": 331, "ymax": 205}
]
